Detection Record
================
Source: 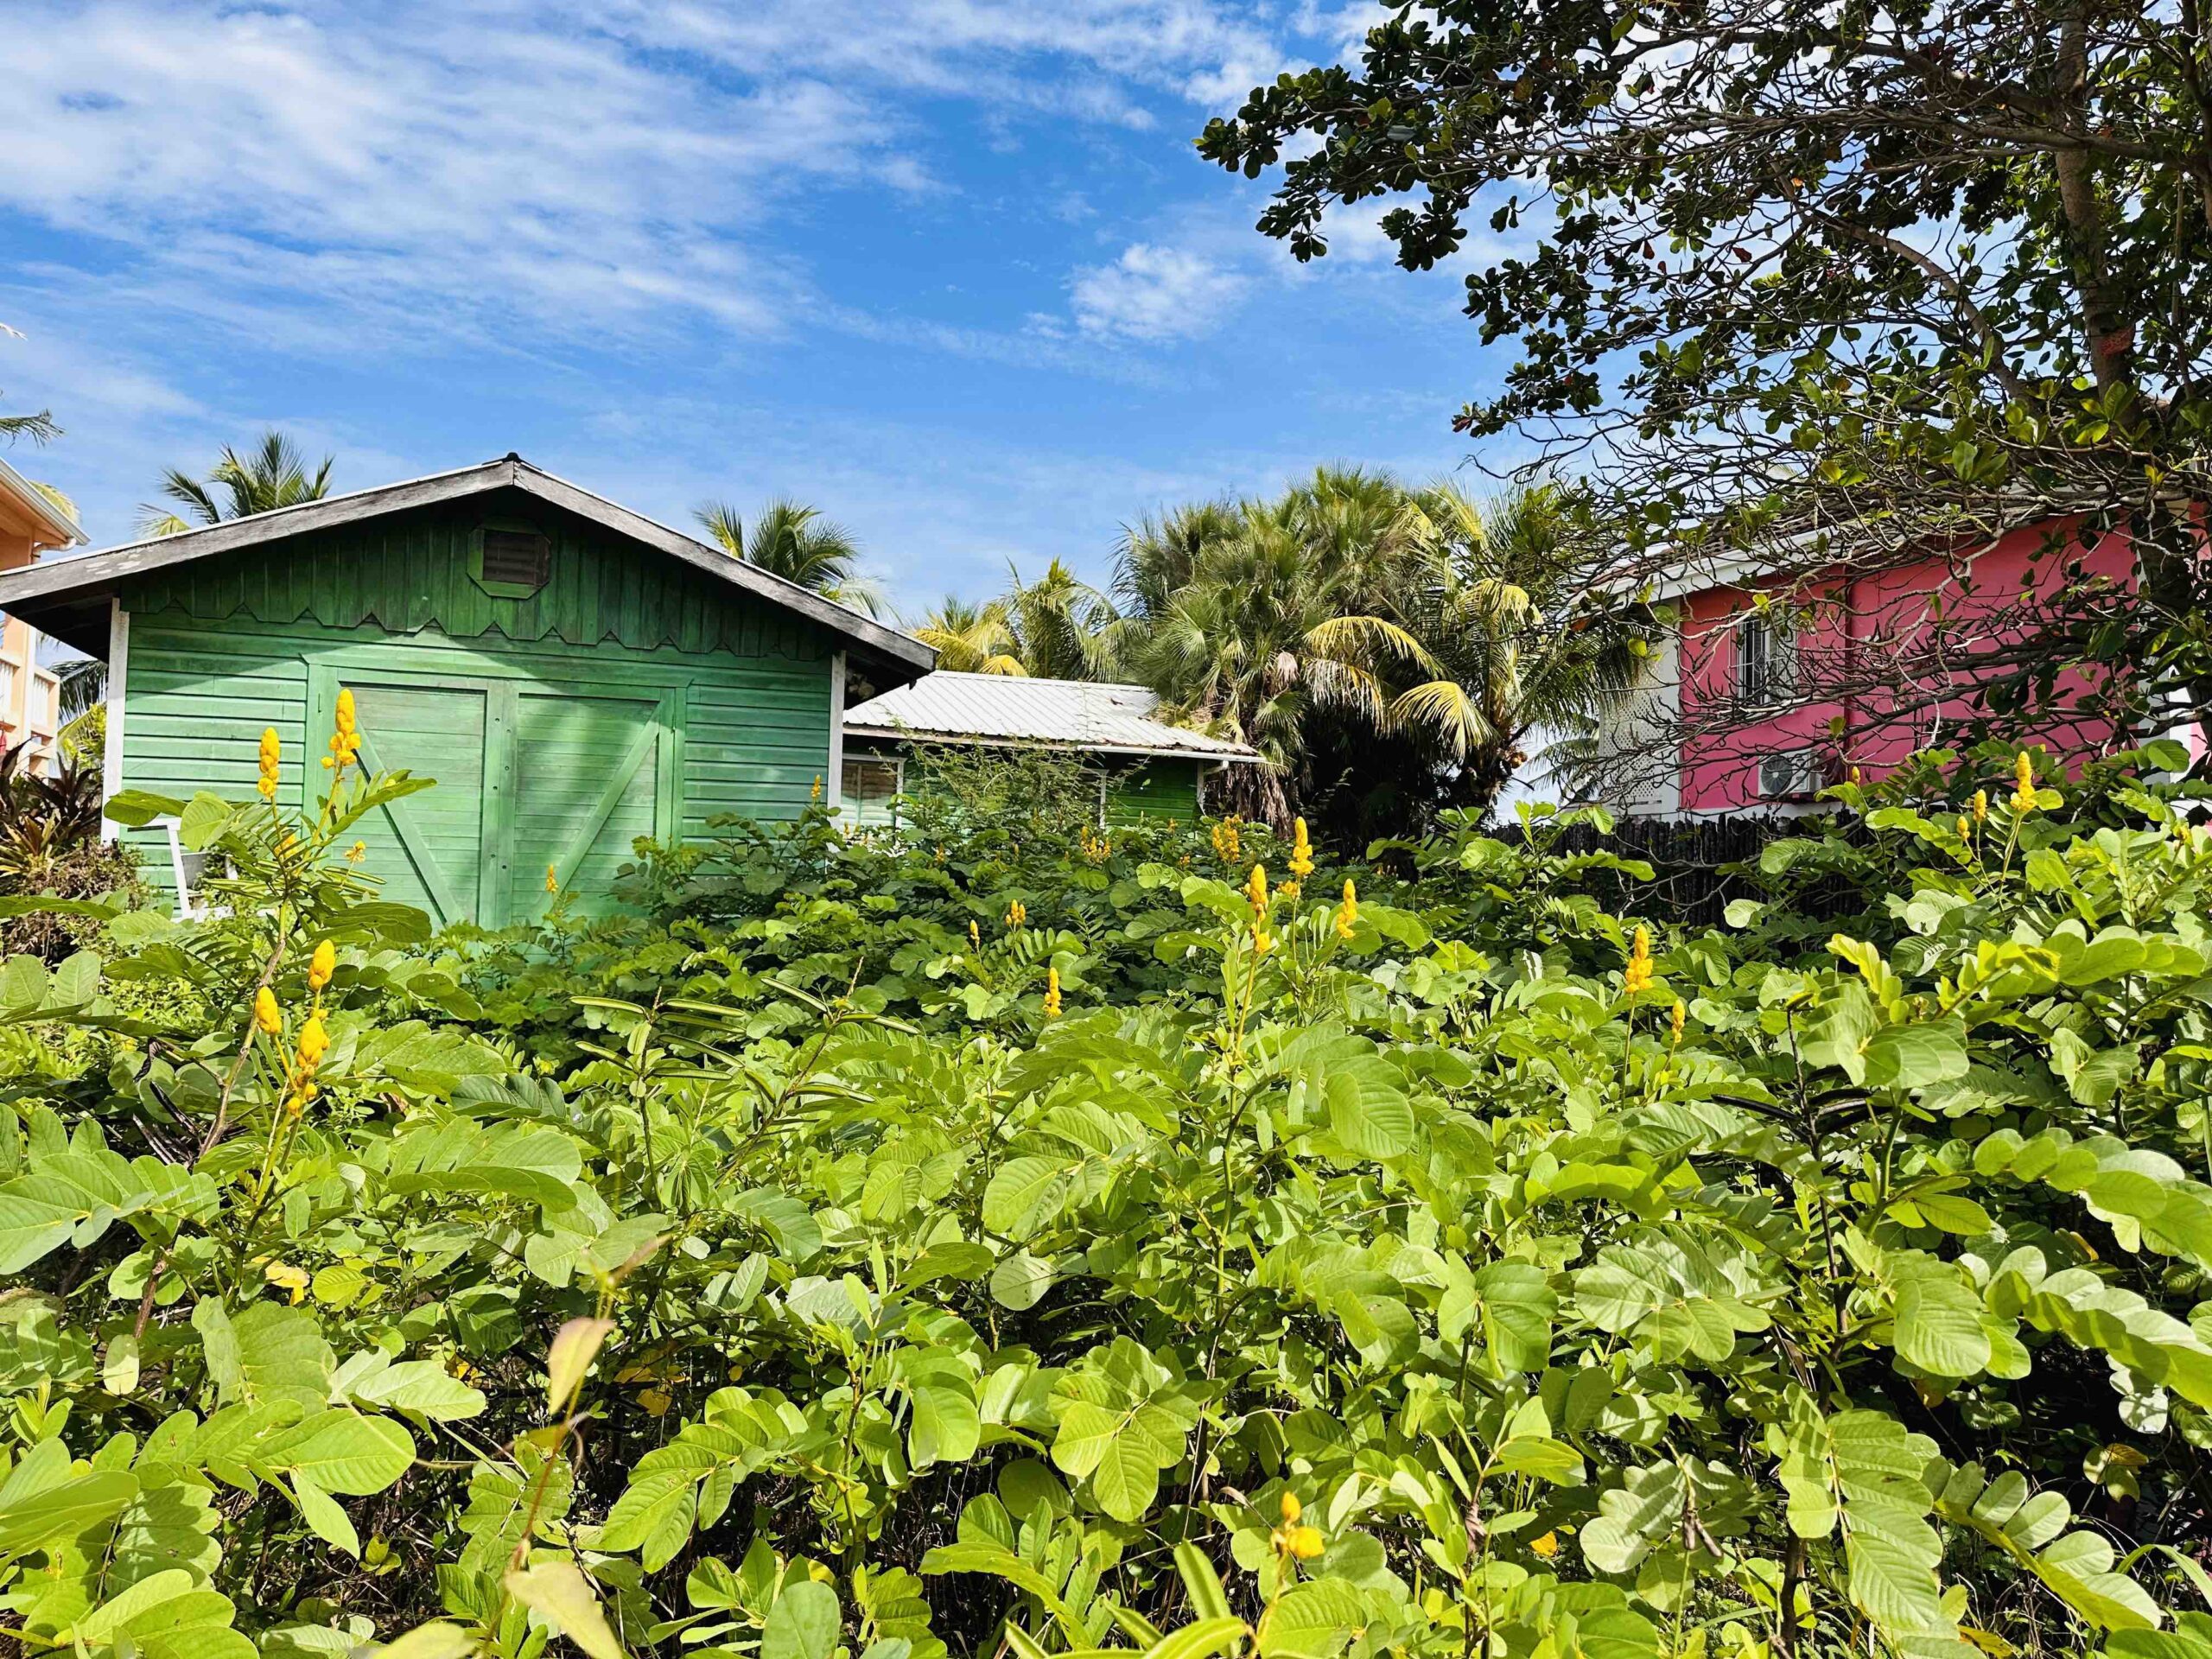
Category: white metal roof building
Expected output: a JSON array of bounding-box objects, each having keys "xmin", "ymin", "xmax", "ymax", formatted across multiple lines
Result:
[
  {"xmin": 841, "ymin": 671, "xmax": 1262, "ymax": 827},
  {"xmin": 844, "ymin": 671, "xmax": 1259, "ymax": 760}
]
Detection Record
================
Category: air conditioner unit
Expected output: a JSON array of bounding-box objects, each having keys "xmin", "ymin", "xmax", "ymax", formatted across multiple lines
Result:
[{"xmin": 1758, "ymin": 749, "xmax": 1825, "ymax": 802}]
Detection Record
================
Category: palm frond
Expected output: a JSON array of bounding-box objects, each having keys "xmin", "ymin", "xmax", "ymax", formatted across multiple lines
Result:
[{"xmin": 695, "ymin": 501, "xmax": 747, "ymax": 556}]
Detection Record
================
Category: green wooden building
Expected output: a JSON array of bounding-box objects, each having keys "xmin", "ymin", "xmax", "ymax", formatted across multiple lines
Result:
[
  {"xmin": 841, "ymin": 671, "xmax": 1261, "ymax": 829},
  {"xmin": 0, "ymin": 455, "xmax": 932, "ymax": 926}
]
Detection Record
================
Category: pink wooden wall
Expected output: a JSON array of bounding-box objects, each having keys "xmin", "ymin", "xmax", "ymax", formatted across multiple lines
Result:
[{"xmin": 1675, "ymin": 519, "xmax": 2153, "ymax": 812}]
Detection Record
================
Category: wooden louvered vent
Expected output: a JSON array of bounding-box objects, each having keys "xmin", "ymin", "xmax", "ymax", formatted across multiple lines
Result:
[
  {"xmin": 481, "ymin": 529, "xmax": 550, "ymax": 588},
  {"xmin": 469, "ymin": 523, "xmax": 552, "ymax": 598}
]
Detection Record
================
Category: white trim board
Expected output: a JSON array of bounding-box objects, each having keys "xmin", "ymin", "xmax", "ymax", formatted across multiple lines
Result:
[{"xmin": 99, "ymin": 601, "xmax": 127, "ymax": 842}]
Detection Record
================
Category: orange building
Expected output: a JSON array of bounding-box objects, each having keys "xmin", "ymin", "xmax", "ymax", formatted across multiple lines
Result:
[{"xmin": 0, "ymin": 454, "xmax": 86, "ymax": 770}]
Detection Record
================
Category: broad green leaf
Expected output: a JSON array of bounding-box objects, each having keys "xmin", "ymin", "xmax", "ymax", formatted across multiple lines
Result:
[
  {"xmin": 762, "ymin": 1580, "xmax": 840, "ymax": 1659},
  {"xmin": 507, "ymin": 1561, "xmax": 627, "ymax": 1659}
]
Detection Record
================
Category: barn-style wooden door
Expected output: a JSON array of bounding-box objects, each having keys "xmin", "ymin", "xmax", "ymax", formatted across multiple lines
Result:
[{"xmin": 310, "ymin": 666, "xmax": 678, "ymax": 927}]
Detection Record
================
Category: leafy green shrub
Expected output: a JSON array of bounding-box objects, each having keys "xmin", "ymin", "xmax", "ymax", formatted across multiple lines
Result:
[{"xmin": 0, "ymin": 715, "xmax": 2209, "ymax": 1659}]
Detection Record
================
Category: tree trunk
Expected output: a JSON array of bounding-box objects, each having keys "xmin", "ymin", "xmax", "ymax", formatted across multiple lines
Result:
[{"xmin": 2053, "ymin": 5, "xmax": 2134, "ymax": 391}]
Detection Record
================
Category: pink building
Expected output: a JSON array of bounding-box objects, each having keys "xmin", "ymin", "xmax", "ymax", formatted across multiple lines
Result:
[
  {"xmin": 1592, "ymin": 518, "xmax": 2174, "ymax": 817},
  {"xmin": 0, "ymin": 454, "xmax": 85, "ymax": 771}
]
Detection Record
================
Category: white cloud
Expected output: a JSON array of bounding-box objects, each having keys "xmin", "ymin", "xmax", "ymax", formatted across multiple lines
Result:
[
  {"xmin": 1069, "ymin": 244, "xmax": 1247, "ymax": 342},
  {"xmin": 0, "ymin": 0, "xmax": 1323, "ymax": 355}
]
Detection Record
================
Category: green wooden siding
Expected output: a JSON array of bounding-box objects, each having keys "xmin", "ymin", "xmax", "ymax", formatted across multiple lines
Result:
[
  {"xmin": 842, "ymin": 741, "xmax": 1205, "ymax": 829},
  {"xmin": 121, "ymin": 493, "xmax": 828, "ymax": 660},
  {"xmin": 1104, "ymin": 760, "xmax": 1203, "ymax": 826},
  {"xmin": 118, "ymin": 611, "xmax": 836, "ymax": 926}
]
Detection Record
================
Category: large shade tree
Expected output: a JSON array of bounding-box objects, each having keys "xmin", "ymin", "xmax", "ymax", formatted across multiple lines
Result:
[
  {"xmin": 1198, "ymin": 0, "xmax": 2212, "ymax": 765},
  {"xmin": 142, "ymin": 431, "xmax": 334, "ymax": 538}
]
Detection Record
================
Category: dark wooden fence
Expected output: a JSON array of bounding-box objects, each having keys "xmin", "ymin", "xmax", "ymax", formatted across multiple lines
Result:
[{"xmin": 1515, "ymin": 812, "xmax": 1872, "ymax": 926}]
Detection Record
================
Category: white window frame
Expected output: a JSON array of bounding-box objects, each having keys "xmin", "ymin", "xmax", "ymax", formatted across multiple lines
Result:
[
  {"xmin": 1737, "ymin": 609, "xmax": 1797, "ymax": 708},
  {"xmin": 840, "ymin": 754, "xmax": 905, "ymax": 827}
]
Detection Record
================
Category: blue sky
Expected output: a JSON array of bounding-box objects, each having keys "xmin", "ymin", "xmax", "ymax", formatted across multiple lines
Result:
[{"xmin": 2, "ymin": 1, "xmax": 1516, "ymax": 618}]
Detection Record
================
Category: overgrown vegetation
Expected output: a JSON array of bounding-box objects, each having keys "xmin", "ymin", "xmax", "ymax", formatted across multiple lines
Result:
[{"xmin": 2, "ymin": 704, "xmax": 2210, "ymax": 1659}]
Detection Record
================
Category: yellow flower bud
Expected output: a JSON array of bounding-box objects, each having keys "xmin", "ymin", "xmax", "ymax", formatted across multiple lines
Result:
[
  {"xmin": 257, "ymin": 728, "xmax": 281, "ymax": 801},
  {"xmin": 307, "ymin": 940, "xmax": 335, "ymax": 994},
  {"xmin": 2012, "ymin": 750, "xmax": 2037, "ymax": 812},
  {"xmin": 546, "ymin": 863, "xmax": 559, "ymax": 894},
  {"xmin": 1972, "ymin": 789, "xmax": 1988, "ymax": 823},
  {"xmin": 253, "ymin": 986, "xmax": 282, "ymax": 1037},
  {"xmin": 1289, "ymin": 817, "xmax": 1314, "ymax": 879},
  {"xmin": 1043, "ymin": 964, "xmax": 1062, "ymax": 1018},
  {"xmin": 1669, "ymin": 1000, "xmax": 1686, "ymax": 1046},
  {"xmin": 1246, "ymin": 862, "xmax": 1268, "ymax": 912},
  {"xmin": 1281, "ymin": 1491, "xmax": 1302, "ymax": 1525},
  {"xmin": 1335, "ymin": 877, "xmax": 1357, "ymax": 940}
]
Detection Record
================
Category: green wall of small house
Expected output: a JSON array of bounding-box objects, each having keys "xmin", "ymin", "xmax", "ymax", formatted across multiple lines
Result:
[
  {"xmin": 844, "ymin": 740, "xmax": 1205, "ymax": 829},
  {"xmin": 113, "ymin": 495, "xmax": 844, "ymax": 928}
]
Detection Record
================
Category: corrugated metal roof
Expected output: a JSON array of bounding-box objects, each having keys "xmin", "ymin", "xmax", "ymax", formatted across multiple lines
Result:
[{"xmin": 845, "ymin": 671, "xmax": 1262, "ymax": 762}]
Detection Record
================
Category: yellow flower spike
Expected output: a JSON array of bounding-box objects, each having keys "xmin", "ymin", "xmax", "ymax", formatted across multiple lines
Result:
[
  {"xmin": 1289, "ymin": 817, "xmax": 1314, "ymax": 879},
  {"xmin": 257, "ymin": 728, "xmax": 281, "ymax": 801},
  {"xmin": 335, "ymin": 687, "xmax": 358, "ymax": 738},
  {"xmin": 284, "ymin": 1012, "xmax": 330, "ymax": 1115},
  {"xmin": 1623, "ymin": 925, "xmax": 1654, "ymax": 996},
  {"xmin": 1245, "ymin": 862, "xmax": 1268, "ymax": 913},
  {"xmin": 2012, "ymin": 749, "xmax": 2037, "ymax": 812},
  {"xmin": 1669, "ymin": 1000, "xmax": 1686, "ymax": 1046},
  {"xmin": 545, "ymin": 863, "xmax": 559, "ymax": 894},
  {"xmin": 1972, "ymin": 789, "xmax": 1988, "ymax": 823},
  {"xmin": 1335, "ymin": 877, "xmax": 1357, "ymax": 940},
  {"xmin": 307, "ymin": 940, "xmax": 335, "ymax": 995},
  {"xmin": 1043, "ymin": 964, "xmax": 1062, "ymax": 1019},
  {"xmin": 1004, "ymin": 899, "xmax": 1026, "ymax": 931},
  {"xmin": 1281, "ymin": 1491, "xmax": 1302, "ymax": 1525},
  {"xmin": 811, "ymin": 774, "xmax": 823, "ymax": 802},
  {"xmin": 253, "ymin": 987, "xmax": 283, "ymax": 1038},
  {"xmin": 969, "ymin": 920, "xmax": 981, "ymax": 951}
]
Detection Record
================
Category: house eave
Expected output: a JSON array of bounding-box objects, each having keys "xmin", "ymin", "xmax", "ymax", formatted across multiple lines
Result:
[
  {"xmin": 844, "ymin": 724, "xmax": 1267, "ymax": 765},
  {"xmin": 0, "ymin": 454, "xmax": 86, "ymax": 551}
]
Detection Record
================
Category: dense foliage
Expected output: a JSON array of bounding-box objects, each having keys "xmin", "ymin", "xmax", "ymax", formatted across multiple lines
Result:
[{"xmin": 3, "ymin": 709, "xmax": 2212, "ymax": 1659}]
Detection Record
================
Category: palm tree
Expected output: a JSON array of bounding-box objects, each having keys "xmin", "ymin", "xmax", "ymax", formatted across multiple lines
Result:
[
  {"xmin": 1001, "ymin": 560, "xmax": 1118, "ymax": 681},
  {"xmin": 0, "ymin": 322, "xmax": 58, "ymax": 447},
  {"xmin": 1124, "ymin": 494, "xmax": 1435, "ymax": 821},
  {"xmin": 1371, "ymin": 482, "xmax": 1643, "ymax": 806},
  {"xmin": 140, "ymin": 430, "xmax": 334, "ymax": 537},
  {"xmin": 0, "ymin": 405, "xmax": 57, "ymax": 447},
  {"xmin": 1108, "ymin": 467, "xmax": 1638, "ymax": 827},
  {"xmin": 695, "ymin": 498, "xmax": 883, "ymax": 617},
  {"xmin": 913, "ymin": 597, "xmax": 1026, "ymax": 675}
]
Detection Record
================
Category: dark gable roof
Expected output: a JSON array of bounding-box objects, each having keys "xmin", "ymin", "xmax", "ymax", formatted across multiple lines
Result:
[{"xmin": 0, "ymin": 454, "xmax": 935, "ymax": 672}]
